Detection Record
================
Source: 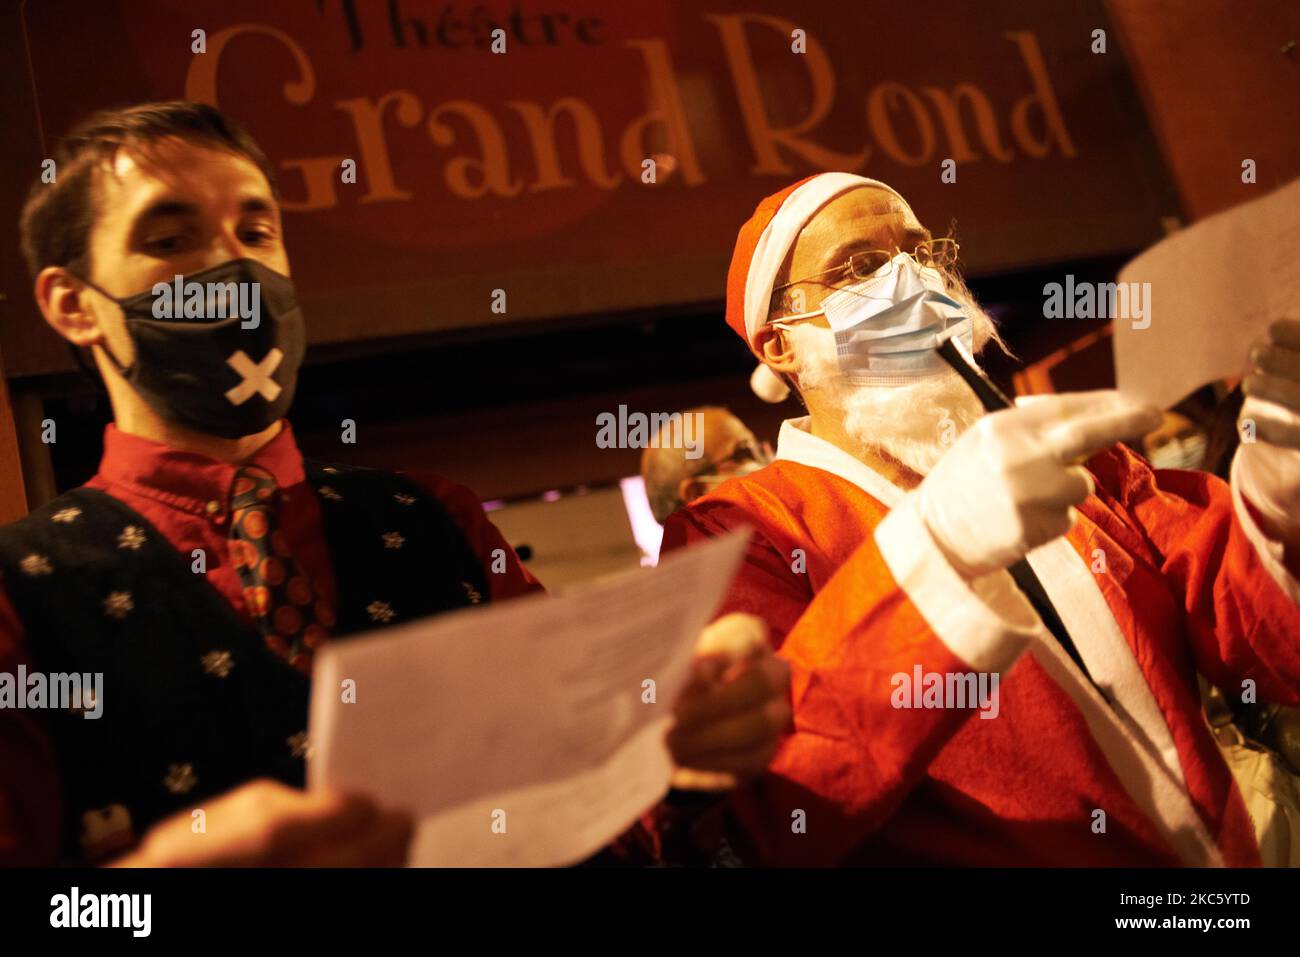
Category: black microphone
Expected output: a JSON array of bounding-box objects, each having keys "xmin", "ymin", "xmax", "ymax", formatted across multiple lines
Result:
[{"xmin": 934, "ymin": 336, "xmax": 1100, "ymax": 690}]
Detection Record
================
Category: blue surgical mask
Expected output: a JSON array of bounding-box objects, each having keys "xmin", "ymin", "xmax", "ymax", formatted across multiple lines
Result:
[{"xmin": 779, "ymin": 253, "xmax": 973, "ymax": 385}]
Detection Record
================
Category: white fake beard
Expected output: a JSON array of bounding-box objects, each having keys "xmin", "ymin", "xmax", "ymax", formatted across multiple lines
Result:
[{"xmin": 784, "ymin": 309, "xmax": 996, "ymax": 476}]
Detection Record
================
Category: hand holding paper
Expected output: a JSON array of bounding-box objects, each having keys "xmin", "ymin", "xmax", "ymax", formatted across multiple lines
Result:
[
  {"xmin": 307, "ymin": 530, "xmax": 768, "ymax": 867},
  {"xmin": 1236, "ymin": 317, "xmax": 1300, "ymax": 543},
  {"xmin": 668, "ymin": 612, "xmax": 791, "ymax": 793},
  {"xmin": 1116, "ymin": 177, "xmax": 1300, "ymax": 409}
]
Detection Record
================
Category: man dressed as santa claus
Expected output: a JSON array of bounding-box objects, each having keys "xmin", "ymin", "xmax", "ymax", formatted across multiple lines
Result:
[{"xmin": 660, "ymin": 172, "xmax": 1300, "ymax": 866}]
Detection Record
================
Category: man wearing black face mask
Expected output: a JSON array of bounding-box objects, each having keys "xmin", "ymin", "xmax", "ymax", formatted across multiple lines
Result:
[
  {"xmin": 0, "ymin": 102, "xmax": 790, "ymax": 866},
  {"xmin": 70, "ymin": 257, "xmax": 305, "ymax": 439}
]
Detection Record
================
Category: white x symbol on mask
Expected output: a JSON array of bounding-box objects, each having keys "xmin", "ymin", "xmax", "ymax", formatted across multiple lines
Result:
[{"xmin": 224, "ymin": 349, "xmax": 284, "ymax": 406}]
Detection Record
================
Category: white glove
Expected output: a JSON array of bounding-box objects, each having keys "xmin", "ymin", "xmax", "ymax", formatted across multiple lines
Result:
[
  {"xmin": 916, "ymin": 390, "xmax": 1161, "ymax": 578},
  {"xmin": 1236, "ymin": 318, "xmax": 1300, "ymax": 540}
]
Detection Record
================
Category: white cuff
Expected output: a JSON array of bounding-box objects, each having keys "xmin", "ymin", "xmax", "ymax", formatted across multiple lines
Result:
[
  {"xmin": 1230, "ymin": 450, "xmax": 1300, "ymax": 603},
  {"xmin": 875, "ymin": 492, "xmax": 1040, "ymax": 673}
]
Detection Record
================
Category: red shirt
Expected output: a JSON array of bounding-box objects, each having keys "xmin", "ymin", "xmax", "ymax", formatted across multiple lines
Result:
[{"xmin": 0, "ymin": 421, "xmax": 543, "ymax": 865}]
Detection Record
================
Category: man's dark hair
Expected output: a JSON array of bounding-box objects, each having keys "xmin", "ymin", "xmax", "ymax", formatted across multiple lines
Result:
[{"xmin": 18, "ymin": 100, "xmax": 280, "ymax": 282}]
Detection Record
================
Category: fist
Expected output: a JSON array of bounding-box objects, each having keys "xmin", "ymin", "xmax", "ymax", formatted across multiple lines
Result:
[
  {"xmin": 1241, "ymin": 318, "xmax": 1300, "ymax": 450},
  {"xmin": 115, "ymin": 779, "xmax": 414, "ymax": 867},
  {"xmin": 666, "ymin": 613, "xmax": 792, "ymax": 792},
  {"xmin": 917, "ymin": 391, "xmax": 1161, "ymax": 578},
  {"xmin": 1237, "ymin": 318, "xmax": 1300, "ymax": 541}
]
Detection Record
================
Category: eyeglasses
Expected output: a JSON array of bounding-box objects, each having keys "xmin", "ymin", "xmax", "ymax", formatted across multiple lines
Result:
[
  {"xmin": 772, "ymin": 238, "xmax": 959, "ymax": 297},
  {"xmin": 689, "ymin": 437, "xmax": 769, "ymax": 479}
]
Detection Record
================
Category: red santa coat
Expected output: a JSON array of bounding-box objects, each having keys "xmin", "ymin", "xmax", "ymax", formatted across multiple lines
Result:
[{"xmin": 661, "ymin": 416, "xmax": 1300, "ymax": 866}]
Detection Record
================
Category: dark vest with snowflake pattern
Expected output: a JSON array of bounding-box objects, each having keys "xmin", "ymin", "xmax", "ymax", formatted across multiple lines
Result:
[{"xmin": 0, "ymin": 461, "xmax": 489, "ymax": 863}]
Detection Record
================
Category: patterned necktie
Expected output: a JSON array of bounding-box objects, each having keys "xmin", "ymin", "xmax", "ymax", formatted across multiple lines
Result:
[{"xmin": 227, "ymin": 465, "xmax": 332, "ymax": 673}]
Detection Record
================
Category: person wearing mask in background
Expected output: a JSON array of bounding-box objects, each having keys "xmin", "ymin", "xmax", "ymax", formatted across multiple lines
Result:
[
  {"xmin": 661, "ymin": 172, "xmax": 1300, "ymax": 866},
  {"xmin": 641, "ymin": 406, "xmax": 772, "ymax": 525},
  {"xmin": 1, "ymin": 101, "xmax": 789, "ymax": 866}
]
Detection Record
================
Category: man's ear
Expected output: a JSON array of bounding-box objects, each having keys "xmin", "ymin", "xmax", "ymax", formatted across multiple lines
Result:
[
  {"xmin": 753, "ymin": 323, "xmax": 800, "ymax": 376},
  {"xmin": 677, "ymin": 475, "xmax": 705, "ymax": 508},
  {"xmin": 34, "ymin": 268, "xmax": 106, "ymax": 348}
]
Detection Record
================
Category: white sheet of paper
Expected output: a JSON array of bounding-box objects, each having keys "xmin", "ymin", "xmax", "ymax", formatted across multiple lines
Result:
[
  {"xmin": 307, "ymin": 529, "xmax": 750, "ymax": 867},
  {"xmin": 1115, "ymin": 175, "xmax": 1300, "ymax": 409}
]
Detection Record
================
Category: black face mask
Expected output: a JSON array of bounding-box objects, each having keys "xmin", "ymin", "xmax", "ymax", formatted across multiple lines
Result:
[{"xmin": 76, "ymin": 258, "xmax": 305, "ymax": 438}]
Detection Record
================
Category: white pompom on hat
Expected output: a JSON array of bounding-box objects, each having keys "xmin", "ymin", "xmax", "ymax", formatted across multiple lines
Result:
[{"xmin": 750, "ymin": 363, "xmax": 791, "ymax": 403}]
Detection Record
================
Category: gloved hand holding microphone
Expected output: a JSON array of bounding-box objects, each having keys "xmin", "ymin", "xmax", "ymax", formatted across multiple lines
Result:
[
  {"xmin": 914, "ymin": 389, "xmax": 1162, "ymax": 579},
  {"xmin": 770, "ymin": 239, "xmax": 1161, "ymax": 582}
]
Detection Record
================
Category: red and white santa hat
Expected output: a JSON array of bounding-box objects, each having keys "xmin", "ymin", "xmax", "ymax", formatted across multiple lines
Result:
[{"xmin": 726, "ymin": 173, "xmax": 915, "ymax": 401}]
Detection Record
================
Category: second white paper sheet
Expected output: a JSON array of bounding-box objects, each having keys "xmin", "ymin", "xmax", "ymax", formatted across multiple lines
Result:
[
  {"xmin": 1115, "ymin": 176, "xmax": 1300, "ymax": 409},
  {"xmin": 307, "ymin": 529, "xmax": 750, "ymax": 867}
]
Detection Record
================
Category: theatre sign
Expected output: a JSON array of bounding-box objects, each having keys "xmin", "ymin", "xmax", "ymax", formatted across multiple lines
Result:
[{"xmin": 6, "ymin": 0, "xmax": 1176, "ymax": 375}]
